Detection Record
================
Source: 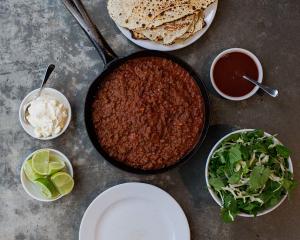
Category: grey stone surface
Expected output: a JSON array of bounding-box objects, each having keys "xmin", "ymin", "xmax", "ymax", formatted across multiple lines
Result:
[{"xmin": 0, "ymin": 0, "xmax": 299, "ymax": 239}]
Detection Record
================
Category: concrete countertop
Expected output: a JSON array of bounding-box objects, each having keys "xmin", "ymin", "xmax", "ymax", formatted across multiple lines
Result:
[{"xmin": 0, "ymin": 0, "xmax": 299, "ymax": 239}]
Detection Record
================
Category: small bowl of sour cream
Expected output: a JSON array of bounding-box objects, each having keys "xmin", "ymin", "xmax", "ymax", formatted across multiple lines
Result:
[{"xmin": 19, "ymin": 88, "xmax": 72, "ymax": 140}]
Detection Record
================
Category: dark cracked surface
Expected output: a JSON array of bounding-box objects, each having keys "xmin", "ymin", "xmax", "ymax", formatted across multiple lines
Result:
[{"xmin": 0, "ymin": 0, "xmax": 300, "ymax": 240}]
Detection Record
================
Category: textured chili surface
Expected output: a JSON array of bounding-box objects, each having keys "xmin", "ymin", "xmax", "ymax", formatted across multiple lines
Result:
[{"xmin": 92, "ymin": 56, "xmax": 205, "ymax": 170}]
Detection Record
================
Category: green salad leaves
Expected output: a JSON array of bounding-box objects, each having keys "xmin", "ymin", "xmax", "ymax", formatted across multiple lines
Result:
[{"xmin": 208, "ymin": 130, "xmax": 296, "ymax": 222}]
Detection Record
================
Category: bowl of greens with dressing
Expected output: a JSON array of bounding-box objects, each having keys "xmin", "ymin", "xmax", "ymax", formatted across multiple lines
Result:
[{"xmin": 205, "ymin": 129, "xmax": 296, "ymax": 222}]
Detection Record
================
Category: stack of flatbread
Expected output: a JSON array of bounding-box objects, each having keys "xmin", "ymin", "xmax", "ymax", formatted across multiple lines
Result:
[{"xmin": 107, "ymin": 0, "xmax": 216, "ymax": 45}]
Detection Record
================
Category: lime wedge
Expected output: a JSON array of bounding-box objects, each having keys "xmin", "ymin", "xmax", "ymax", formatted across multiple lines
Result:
[
  {"xmin": 23, "ymin": 159, "xmax": 43, "ymax": 181},
  {"xmin": 50, "ymin": 172, "xmax": 74, "ymax": 196},
  {"xmin": 34, "ymin": 178, "xmax": 58, "ymax": 198},
  {"xmin": 32, "ymin": 150, "xmax": 50, "ymax": 175},
  {"xmin": 48, "ymin": 155, "xmax": 65, "ymax": 175}
]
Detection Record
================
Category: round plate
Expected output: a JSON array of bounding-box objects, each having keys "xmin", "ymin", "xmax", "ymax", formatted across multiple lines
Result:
[
  {"xmin": 116, "ymin": 1, "xmax": 218, "ymax": 51},
  {"xmin": 79, "ymin": 183, "xmax": 190, "ymax": 240}
]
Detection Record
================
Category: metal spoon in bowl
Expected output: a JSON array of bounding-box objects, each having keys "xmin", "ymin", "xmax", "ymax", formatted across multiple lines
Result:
[
  {"xmin": 24, "ymin": 64, "xmax": 56, "ymax": 121},
  {"xmin": 242, "ymin": 75, "xmax": 279, "ymax": 98}
]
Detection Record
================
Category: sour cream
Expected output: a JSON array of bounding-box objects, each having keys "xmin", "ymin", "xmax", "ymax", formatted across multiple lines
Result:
[{"xmin": 26, "ymin": 95, "xmax": 68, "ymax": 138}]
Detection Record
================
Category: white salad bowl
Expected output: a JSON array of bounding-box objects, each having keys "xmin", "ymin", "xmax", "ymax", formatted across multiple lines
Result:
[
  {"xmin": 210, "ymin": 48, "xmax": 263, "ymax": 101},
  {"xmin": 20, "ymin": 148, "xmax": 73, "ymax": 202},
  {"xmin": 19, "ymin": 87, "xmax": 72, "ymax": 140},
  {"xmin": 205, "ymin": 129, "xmax": 293, "ymax": 217}
]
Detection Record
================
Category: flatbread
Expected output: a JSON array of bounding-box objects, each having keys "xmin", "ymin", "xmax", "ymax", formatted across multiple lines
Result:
[
  {"xmin": 107, "ymin": 0, "xmax": 215, "ymax": 30},
  {"xmin": 195, "ymin": 0, "xmax": 216, "ymax": 9},
  {"xmin": 193, "ymin": 13, "xmax": 206, "ymax": 33},
  {"xmin": 133, "ymin": 14, "xmax": 195, "ymax": 45},
  {"xmin": 177, "ymin": 12, "xmax": 199, "ymax": 40},
  {"xmin": 128, "ymin": 0, "xmax": 191, "ymax": 29},
  {"xmin": 108, "ymin": 0, "xmax": 184, "ymax": 29},
  {"xmin": 107, "ymin": 0, "xmax": 137, "ymax": 27},
  {"xmin": 179, "ymin": 11, "xmax": 205, "ymax": 40},
  {"xmin": 108, "ymin": 0, "xmax": 216, "ymax": 45},
  {"xmin": 149, "ymin": 0, "xmax": 209, "ymax": 28},
  {"xmin": 131, "ymin": 31, "xmax": 147, "ymax": 40}
]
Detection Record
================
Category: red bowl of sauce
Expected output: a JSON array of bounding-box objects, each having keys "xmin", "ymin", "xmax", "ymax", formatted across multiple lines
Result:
[{"xmin": 210, "ymin": 48, "xmax": 263, "ymax": 100}]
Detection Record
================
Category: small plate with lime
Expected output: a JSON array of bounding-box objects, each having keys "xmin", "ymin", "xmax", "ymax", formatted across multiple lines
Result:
[{"xmin": 21, "ymin": 148, "xmax": 74, "ymax": 201}]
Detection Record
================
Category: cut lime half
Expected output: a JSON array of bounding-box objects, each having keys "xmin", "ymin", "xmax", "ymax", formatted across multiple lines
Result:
[
  {"xmin": 32, "ymin": 150, "xmax": 50, "ymax": 175},
  {"xmin": 34, "ymin": 178, "xmax": 58, "ymax": 199},
  {"xmin": 23, "ymin": 159, "xmax": 44, "ymax": 181},
  {"xmin": 50, "ymin": 172, "xmax": 74, "ymax": 196},
  {"xmin": 49, "ymin": 155, "xmax": 65, "ymax": 175}
]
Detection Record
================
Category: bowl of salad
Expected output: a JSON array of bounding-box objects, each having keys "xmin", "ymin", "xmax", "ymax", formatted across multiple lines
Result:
[{"xmin": 205, "ymin": 129, "xmax": 296, "ymax": 222}]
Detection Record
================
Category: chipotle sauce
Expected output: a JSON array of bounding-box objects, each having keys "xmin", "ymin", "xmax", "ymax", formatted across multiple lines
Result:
[{"xmin": 213, "ymin": 52, "xmax": 259, "ymax": 97}]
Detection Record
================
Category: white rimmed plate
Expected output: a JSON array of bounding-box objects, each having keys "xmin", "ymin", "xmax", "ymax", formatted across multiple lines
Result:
[
  {"xmin": 205, "ymin": 129, "xmax": 293, "ymax": 217},
  {"xmin": 79, "ymin": 183, "xmax": 190, "ymax": 240},
  {"xmin": 116, "ymin": 1, "xmax": 218, "ymax": 51},
  {"xmin": 20, "ymin": 148, "xmax": 74, "ymax": 202},
  {"xmin": 19, "ymin": 87, "xmax": 72, "ymax": 140}
]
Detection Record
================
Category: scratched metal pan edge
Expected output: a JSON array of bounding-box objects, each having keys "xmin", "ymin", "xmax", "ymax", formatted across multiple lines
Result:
[{"xmin": 62, "ymin": 0, "xmax": 210, "ymax": 174}]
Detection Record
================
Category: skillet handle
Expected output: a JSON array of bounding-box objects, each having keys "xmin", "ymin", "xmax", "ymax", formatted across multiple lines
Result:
[{"xmin": 61, "ymin": 0, "xmax": 117, "ymax": 65}]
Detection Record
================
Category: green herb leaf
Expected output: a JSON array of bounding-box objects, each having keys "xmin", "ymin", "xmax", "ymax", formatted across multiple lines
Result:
[
  {"xmin": 221, "ymin": 194, "xmax": 238, "ymax": 222},
  {"xmin": 264, "ymin": 137, "xmax": 274, "ymax": 148},
  {"xmin": 240, "ymin": 145, "xmax": 250, "ymax": 161},
  {"xmin": 243, "ymin": 203, "xmax": 256, "ymax": 212},
  {"xmin": 261, "ymin": 186, "xmax": 283, "ymax": 209},
  {"xmin": 209, "ymin": 177, "xmax": 224, "ymax": 191},
  {"xmin": 251, "ymin": 129, "xmax": 264, "ymax": 138},
  {"xmin": 221, "ymin": 208, "xmax": 236, "ymax": 223},
  {"xmin": 282, "ymin": 178, "xmax": 297, "ymax": 194},
  {"xmin": 249, "ymin": 166, "xmax": 271, "ymax": 191},
  {"xmin": 245, "ymin": 129, "xmax": 264, "ymax": 140},
  {"xmin": 228, "ymin": 173, "xmax": 241, "ymax": 184},
  {"xmin": 276, "ymin": 145, "xmax": 291, "ymax": 158},
  {"xmin": 228, "ymin": 145, "xmax": 242, "ymax": 165},
  {"xmin": 223, "ymin": 194, "xmax": 237, "ymax": 211},
  {"xmin": 253, "ymin": 142, "xmax": 267, "ymax": 153},
  {"xmin": 224, "ymin": 133, "xmax": 240, "ymax": 142},
  {"xmin": 215, "ymin": 151, "xmax": 228, "ymax": 164}
]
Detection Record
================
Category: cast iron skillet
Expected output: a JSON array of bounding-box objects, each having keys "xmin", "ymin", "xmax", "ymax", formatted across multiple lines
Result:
[{"xmin": 62, "ymin": 0, "xmax": 210, "ymax": 174}]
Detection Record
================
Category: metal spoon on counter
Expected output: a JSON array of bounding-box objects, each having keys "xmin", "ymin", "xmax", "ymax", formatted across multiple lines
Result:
[
  {"xmin": 24, "ymin": 64, "xmax": 56, "ymax": 121},
  {"xmin": 242, "ymin": 75, "xmax": 279, "ymax": 98}
]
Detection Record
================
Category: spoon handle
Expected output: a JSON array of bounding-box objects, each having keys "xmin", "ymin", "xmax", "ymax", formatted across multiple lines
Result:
[
  {"xmin": 242, "ymin": 75, "xmax": 279, "ymax": 98},
  {"xmin": 38, "ymin": 64, "xmax": 55, "ymax": 96}
]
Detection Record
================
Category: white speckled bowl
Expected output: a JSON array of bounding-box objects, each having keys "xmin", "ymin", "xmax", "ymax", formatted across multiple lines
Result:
[
  {"xmin": 205, "ymin": 129, "xmax": 293, "ymax": 217},
  {"xmin": 20, "ymin": 148, "xmax": 73, "ymax": 202},
  {"xmin": 19, "ymin": 87, "xmax": 72, "ymax": 140}
]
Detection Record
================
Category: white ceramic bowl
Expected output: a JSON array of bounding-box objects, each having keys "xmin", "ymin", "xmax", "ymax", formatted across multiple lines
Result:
[
  {"xmin": 205, "ymin": 129, "xmax": 293, "ymax": 217},
  {"xmin": 210, "ymin": 48, "xmax": 263, "ymax": 101},
  {"xmin": 19, "ymin": 87, "xmax": 72, "ymax": 140},
  {"xmin": 20, "ymin": 148, "xmax": 74, "ymax": 202}
]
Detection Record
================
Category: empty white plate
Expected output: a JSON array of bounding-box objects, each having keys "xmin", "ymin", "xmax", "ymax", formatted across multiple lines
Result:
[{"xmin": 79, "ymin": 183, "xmax": 190, "ymax": 240}]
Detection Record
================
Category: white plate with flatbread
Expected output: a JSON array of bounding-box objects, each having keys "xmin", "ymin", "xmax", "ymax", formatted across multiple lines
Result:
[
  {"xmin": 108, "ymin": 0, "xmax": 218, "ymax": 51},
  {"xmin": 79, "ymin": 183, "xmax": 190, "ymax": 240}
]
